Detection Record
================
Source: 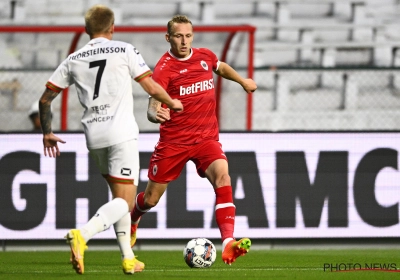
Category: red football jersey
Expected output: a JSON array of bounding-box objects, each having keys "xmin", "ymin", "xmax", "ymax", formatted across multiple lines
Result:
[{"xmin": 152, "ymin": 48, "xmax": 220, "ymax": 144}]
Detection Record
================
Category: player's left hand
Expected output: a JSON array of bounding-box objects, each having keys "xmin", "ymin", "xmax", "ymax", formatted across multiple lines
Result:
[
  {"xmin": 43, "ymin": 133, "xmax": 66, "ymax": 158},
  {"xmin": 242, "ymin": 78, "xmax": 257, "ymax": 93}
]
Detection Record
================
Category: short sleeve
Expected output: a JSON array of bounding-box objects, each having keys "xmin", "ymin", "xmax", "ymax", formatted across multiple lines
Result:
[
  {"xmin": 127, "ymin": 44, "xmax": 152, "ymax": 82},
  {"xmin": 208, "ymin": 49, "xmax": 219, "ymax": 71},
  {"xmin": 47, "ymin": 59, "xmax": 73, "ymax": 91}
]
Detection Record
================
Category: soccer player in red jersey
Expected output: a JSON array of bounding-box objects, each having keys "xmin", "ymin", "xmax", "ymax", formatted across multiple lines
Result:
[{"xmin": 130, "ymin": 15, "xmax": 257, "ymax": 265}]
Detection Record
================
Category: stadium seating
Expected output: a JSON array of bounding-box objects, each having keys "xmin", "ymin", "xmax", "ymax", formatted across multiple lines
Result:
[
  {"xmin": 1, "ymin": 0, "xmax": 400, "ymax": 131},
  {"xmin": 2, "ymin": 0, "xmax": 399, "ymax": 68}
]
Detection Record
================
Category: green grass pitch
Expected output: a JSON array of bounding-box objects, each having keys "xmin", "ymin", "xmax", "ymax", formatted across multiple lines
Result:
[{"xmin": 0, "ymin": 249, "xmax": 399, "ymax": 279}]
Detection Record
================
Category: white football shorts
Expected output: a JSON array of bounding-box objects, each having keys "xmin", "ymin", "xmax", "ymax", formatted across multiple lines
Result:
[{"xmin": 89, "ymin": 138, "xmax": 139, "ymax": 185}]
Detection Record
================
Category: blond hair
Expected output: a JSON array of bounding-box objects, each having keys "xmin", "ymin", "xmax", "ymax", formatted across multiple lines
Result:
[
  {"xmin": 85, "ymin": 5, "xmax": 114, "ymax": 36},
  {"xmin": 167, "ymin": 15, "xmax": 192, "ymax": 35}
]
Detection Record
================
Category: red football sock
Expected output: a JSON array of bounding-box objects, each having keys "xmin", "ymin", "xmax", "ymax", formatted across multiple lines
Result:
[
  {"xmin": 215, "ymin": 186, "xmax": 236, "ymax": 241},
  {"xmin": 130, "ymin": 192, "xmax": 150, "ymax": 223}
]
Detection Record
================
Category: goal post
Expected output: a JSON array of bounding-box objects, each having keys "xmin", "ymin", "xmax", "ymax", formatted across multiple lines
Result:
[{"xmin": 0, "ymin": 24, "xmax": 256, "ymax": 131}]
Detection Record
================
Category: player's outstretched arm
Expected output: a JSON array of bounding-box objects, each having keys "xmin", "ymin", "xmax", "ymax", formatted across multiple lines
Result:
[
  {"xmin": 39, "ymin": 88, "xmax": 66, "ymax": 157},
  {"xmin": 139, "ymin": 77, "xmax": 183, "ymax": 112},
  {"xmin": 214, "ymin": 62, "xmax": 257, "ymax": 93},
  {"xmin": 147, "ymin": 97, "xmax": 171, "ymax": 123}
]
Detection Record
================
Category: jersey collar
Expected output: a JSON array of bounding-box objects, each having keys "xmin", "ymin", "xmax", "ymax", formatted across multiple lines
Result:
[
  {"xmin": 87, "ymin": 37, "xmax": 110, "ymax": 46},
  {"xmin": 168, "ymin": 48, "xmax": 193, "ymax": 61}
]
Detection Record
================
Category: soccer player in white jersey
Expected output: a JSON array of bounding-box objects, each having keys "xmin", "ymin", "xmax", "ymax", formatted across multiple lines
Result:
[{"xmin": 38, "ymin": 5, "xmax": 183, "ymax": 275}]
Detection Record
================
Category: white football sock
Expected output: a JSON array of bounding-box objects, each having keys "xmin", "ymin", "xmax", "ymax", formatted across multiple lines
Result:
[
  {"xmin": 80, "ymin": 197, "xmax": 129, "ymax": 242},
  {"xmin": 114, "ymin": 212, "xmax": 135, "ymax": 260}
]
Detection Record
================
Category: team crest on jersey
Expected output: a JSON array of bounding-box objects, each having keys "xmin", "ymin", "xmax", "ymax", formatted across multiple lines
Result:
[
  {"xmin": 121, "ymin": 168, "xmax": 131, "ymax": 176},
  {"xmin": 200, "ymin": 60, "xmax": 208, "ymax": 70},
  {"xmin": 152, "ymin": 164, "xmax": 158, "ymax": 176}
]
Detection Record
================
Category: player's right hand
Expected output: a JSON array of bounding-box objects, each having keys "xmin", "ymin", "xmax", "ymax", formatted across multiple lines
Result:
[
  {"xmin": 156, "ymin": 107, "xmax": 171, "ymax": 123},
  {"xmin": 43, "ymin": 133, "xmax": 66, "ymax": 158},
  {"xmin": 170, "ymin": 99, "xmax": 183, "ymax": 112}
]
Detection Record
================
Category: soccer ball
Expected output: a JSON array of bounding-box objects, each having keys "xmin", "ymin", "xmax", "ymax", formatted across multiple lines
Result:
[{"xmin": 183, "ymin": 238, "xmax": 217, "ymax": 268}]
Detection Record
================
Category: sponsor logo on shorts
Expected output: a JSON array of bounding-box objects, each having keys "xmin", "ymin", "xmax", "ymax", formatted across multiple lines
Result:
[
  {"xmin": 153, "ymin": 164, "xmax": 158, "ymax": 176},
  {"xmin": 121, "ymin": 168, "xmax": 131, "ymax": 176}
]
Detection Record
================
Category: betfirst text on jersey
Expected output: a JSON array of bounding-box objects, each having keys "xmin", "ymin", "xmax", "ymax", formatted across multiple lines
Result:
[{"xmin": 180, "ymin": 79, "xmax": 214, "ymax": 96}]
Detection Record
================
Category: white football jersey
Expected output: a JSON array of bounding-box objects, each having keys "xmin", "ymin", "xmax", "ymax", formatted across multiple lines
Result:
[{"xmin": 47, "ymin": 37, "xmax": 151, "ymax": 149}]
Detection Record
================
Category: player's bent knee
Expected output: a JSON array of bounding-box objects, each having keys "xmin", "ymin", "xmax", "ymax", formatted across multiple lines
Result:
[{"xmin": 216, "ymin": 173, "xmax": 231, "ymax": 187}]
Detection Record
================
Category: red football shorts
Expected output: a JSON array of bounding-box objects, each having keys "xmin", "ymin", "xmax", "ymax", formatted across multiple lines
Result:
[{"xmin": 148, "ymin": 139, "xmax": 227, "ymax": 184}]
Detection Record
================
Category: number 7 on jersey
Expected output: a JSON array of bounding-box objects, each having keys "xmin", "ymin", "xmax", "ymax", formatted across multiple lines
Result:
[{"xmin": 89, "ymin": 59, "xmax": 106, "ymax": 100}]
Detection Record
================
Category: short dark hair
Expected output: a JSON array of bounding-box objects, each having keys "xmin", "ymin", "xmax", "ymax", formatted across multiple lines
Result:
[
  {"xmin": 29, "ymin": 112, "xmax": 39, "ymax": 120},
  {"xmin": 167, "ymin": 15, "xmax": 192, "ymax": 35}
]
